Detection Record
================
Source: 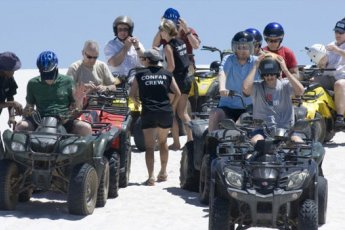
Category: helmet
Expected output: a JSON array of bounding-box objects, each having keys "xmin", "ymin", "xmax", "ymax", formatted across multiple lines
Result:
[
  {"xmin": 258, "ymin": 56, "xmax": 281, "ymax": 77},
  {"xmin": 36, "ymin": 51, "xmax": 58, "ymax": 72},
  {"xmin": 163, "ymin": 8, "xmax": 180, "ymax": 25},
  {"xmin": 113, "ymin": 16, "xmax": 134, "ymax": 36},
  {"xmin": 305, "ymin": 44, "xmax": 327, "ymax": 65},
  {"xmin": 231, "ymin": 31, "xmax": 255, "ymax": 55},
  {"xmin": 245, "ymin": 28, "xmax": 263, "ymax": 47},
  {"xmin": 263, "ymin": 22, "xmax": 284, "ymax": 38},
  {"xmin": 209, "ymin": 61, "xmax": 220, "ymax": 73},
  {"xmin": 36, "ymin": 51, "xmax": 58, "ymax": 80}
]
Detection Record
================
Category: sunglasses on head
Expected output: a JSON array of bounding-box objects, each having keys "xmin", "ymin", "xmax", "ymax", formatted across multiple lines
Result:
[{"xmin": 85, "ymin": 52, "xmax": 98, "ymax": 59}]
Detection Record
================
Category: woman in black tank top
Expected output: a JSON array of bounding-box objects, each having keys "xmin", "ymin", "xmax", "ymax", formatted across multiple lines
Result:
[{"xmin": 159, "ymin": 19, "xmax": 193, "ymax": 150}]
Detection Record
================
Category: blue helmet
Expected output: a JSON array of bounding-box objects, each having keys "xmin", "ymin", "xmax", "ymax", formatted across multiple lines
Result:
[
  {"xmin": 263, "ymin": 22, "xmax": 284, "ymax": 38},
  {"xmin": 163, "ymin": 8, "xmax": 180, "ymax": 25},
  {"xmin": 245, "ymin": 28, "xmax": 263, "ymax": 47},
  {"xmin": 36, "ymin": 51, "xmax": 58, "ymax": 73}
]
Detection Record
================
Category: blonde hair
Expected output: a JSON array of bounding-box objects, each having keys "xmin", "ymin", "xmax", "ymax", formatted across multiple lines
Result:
[{"xmin": 159, "ymin": 19, "xmax": 178, "ymax": 37}]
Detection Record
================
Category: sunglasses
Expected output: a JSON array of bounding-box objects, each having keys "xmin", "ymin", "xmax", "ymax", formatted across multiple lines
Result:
[
  {"xmin": 335, "ymin": 30, "xmax": 345, "ymax": 35},
  {"xmin": 117, "ymin": 27, "xmax": 129, "ymax": 32},
  {"xmin": 262, "ymin": 73, "xmax": 278, "ymax": 78},
  {"xmin": 266, "ymin": 38, "xmax": 281, "ymax": 43},
  {"xmin": 85, "ymin": 53, "xmax": 98, "ymax": 60}
]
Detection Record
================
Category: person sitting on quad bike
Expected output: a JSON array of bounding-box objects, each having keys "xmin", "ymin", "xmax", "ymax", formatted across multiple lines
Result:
[
  {"xmin": 262, "ymin": 22, "xmax": 300, "ymax": 80},
  {"xmin": 129, "ymin": 49, "xmax": 181, "ymax": 186},
  {"xmin": 104, "ymin": 15, "xmax": 145, "ymax": 85},
  {"xmin": 306, "ymin": 18, "xmax": 345, "ymax": 129},
  {"xmin": 245, "ymin": 28, "xmax": 265, "ymax": 56},
  {"xmin": 243, "ymin": 54, "xmax": 305, "ymax": 144},
  {"xmin": 152, "ymin": 7, "xmax": 201, "ymax": 75},
  {"xmin": 0, "ymin": 52, "xmax": 23, "ymax": 129},
  {"xmin": 208, "ymin": 31, "xmax": 260, "ymax": 132},
  {"xmin": 67, "ymin": 40, "xmax": 117, "ymax": 94},
  {"xmin": 15, "ymin": 51, "xmax": 92, "ymax": 136}
]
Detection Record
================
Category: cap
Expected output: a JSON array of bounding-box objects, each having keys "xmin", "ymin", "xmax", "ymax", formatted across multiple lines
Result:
[
  {"xmin": 334, "ymin": 20, "xmax": 345, "ymax": 33},
  {"xmin": 142, "ymin": 49, "xmax": 163, "ymax": 62},
  {"xmin": 0, "ymin": 52, "xmax": 21, "ymax": 71}
]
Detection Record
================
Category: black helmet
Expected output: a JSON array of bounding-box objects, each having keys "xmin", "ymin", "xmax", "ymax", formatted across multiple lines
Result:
[
  {"xmin": 263, "ymin": 22, "xmax": 284, "ymax": 38},
  {"xmin": 258, "ymin": 56, "xmax": 281, "ymax": 77},
  {"xmin": 113, "ymin": 16, "xmax": 134, "ymax": 36},
  {"xmin": 231, "ymin": 31, "xmax": 255, "ymax": 54},
  {"xmin": 209, "ymin": 61, "xmax": 220, "ymax": 73},
  {"xmin": 245, "ymin": 28, "xmax": 263, "ymax": 47}
]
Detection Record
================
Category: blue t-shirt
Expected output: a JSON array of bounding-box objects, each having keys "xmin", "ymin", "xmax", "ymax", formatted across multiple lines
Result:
[{"xmin": 218, "ymin": 54, "xmax": 259, "ymax": 109}]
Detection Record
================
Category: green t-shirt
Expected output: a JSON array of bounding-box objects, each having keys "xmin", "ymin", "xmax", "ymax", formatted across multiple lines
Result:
[{"xmin": 26, "ymin": 74, "xmax": 75, "ymax": 117}]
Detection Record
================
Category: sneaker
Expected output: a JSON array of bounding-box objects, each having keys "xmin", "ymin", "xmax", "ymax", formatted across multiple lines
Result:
[{"xmin": 335, "ymin": 117, "xmax": 345, "ymax": 130}]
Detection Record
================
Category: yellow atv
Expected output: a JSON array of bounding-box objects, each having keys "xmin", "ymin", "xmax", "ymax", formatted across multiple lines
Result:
[
  {"xmin": 188, "ymin": 46, "xmax": 232, "ymax": 114},
  {"xmin": 295, "ymin": 66, "xmax": 338, "ymax": 143}
]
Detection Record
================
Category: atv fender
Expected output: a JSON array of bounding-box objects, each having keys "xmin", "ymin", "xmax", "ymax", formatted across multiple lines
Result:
[{"xmin": 189, "ymin": 119, "xmax": 209, "ymax": 170}]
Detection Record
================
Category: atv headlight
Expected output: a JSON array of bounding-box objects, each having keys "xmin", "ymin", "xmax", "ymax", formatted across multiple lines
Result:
[
  {"xmin": 224, "ymin": 167, "xmax": 243, "ymax": 189},
  {"xmin": 11, "ymin": 141, "xmax": 25, "ymax": 152},
  {"xmin": 286, "ymin": 169, "xmax": 309, "ymax": 190},
  {"xmin": 62, "ymin": 144, "xmax": 78, "ymax": 154}
]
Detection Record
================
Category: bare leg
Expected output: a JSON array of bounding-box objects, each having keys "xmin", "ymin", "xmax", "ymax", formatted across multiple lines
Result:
[
  {"xmin": 143, "ymin": 128, "xmax": 158, "ymax": 181},
  {"xmin": 176, "ymin": 94, "xmax": 192, "ymax": 142},
  {"xmin": 72, "ymin": 120, "xmax": 92, "ymax": 136},
  {"xmin": 334, "ymin": 80, "xmax": 345, "ymax": 115},
  {"xmin": 157, "ymin": 127, "xmax": 170, "ymax": 179}
]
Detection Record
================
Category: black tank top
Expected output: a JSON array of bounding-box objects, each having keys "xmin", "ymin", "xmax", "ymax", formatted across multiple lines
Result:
[
  {"xmin": 166, "ymin": 38, "xmax": 190, "ymax": 78},
  {"xmin": 135, "ymin": 66, "xmax": 173, "ymax": 113}
]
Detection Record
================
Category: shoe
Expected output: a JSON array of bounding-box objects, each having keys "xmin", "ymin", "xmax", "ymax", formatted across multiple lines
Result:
[
  {"xmin": 335, "ymin": 117, "xmax": 345, "ymax": 130},
  {"xmin": 157, "ymin": 172, "xmax": 168, "ymax": 182},
  {"xmin": 144, "ymin": 177, "xmax": 155, "ymax": 186}
]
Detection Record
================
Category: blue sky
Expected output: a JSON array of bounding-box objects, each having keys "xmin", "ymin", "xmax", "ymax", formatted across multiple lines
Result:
[{"xmin": 1, "ymin": 0, "xmax": 344, "ymax": 69}]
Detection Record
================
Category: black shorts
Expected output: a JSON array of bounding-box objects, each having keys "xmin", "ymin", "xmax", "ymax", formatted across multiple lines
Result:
[
  {"xmin": 218, "ymin": 106, "xmax": 247, "ymax": 122},
  {"xmin": 141, "ymin": 111, "xmax": 173, "ymax": 129},
  {"xmin": 175, "ymin": 76, "xmax": 192, "ymax": 94}
]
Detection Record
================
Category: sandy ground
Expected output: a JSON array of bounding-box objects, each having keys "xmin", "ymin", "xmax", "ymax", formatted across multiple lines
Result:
[{"xmin": 0, "ymin": 70, "xmax": 344, "ymax": 229}]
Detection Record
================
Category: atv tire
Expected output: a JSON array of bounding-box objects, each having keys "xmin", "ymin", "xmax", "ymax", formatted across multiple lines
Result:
[
  {"xmin": 68, "ymin": 163, "xmax": 98, "ymax": 215},
  {"xmin": 209, "ymin": 197, "xmax": 234, "ymax": 230},
  {"xmin": 179, "ymin": 143, "xmax": 199, "ymax": 192},
  {"xmin": 119, "ymin": 146, "xmax": 131, "ymax": 188},
  {"xmin": 312, "ymin": 112, "xmax": 326, "ymax": 143},
  {"xmin": 108, "ymin": 153, "xmax": 120, "ymax": 198},
  {"xmin": 96, "ymin": 157, "xmax": 110, "ymax": 207},
  {"xmin": 199, "ymin": 154, "xmax": 210, "ymax": 205},
  {"xmin": 318, "ymin": 176, "xmax": 328, "ymax": 225},
  {"xmin": 18, "ymin": 188, "xmax": 33, "ymax": 202},
  {"xmin": 298, "ymin": 199, "xmax": 318, "ymax": 230},
  {"xmin": 133, "ymin": 117, "xmax": 145, "ymax": 151},
  {"xmin": 0, "ymin": 160, "xmax": 19, "ymax": 210}
]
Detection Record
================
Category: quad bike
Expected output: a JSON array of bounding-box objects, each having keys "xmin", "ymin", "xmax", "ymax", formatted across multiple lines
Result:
[
  {"xmin": 188, "ymin": 45, "xmax": 232, "ymax": 114},
  {"xmin": 180, "ymin": 91, "xmax": 249, "ymax": 205},
  {"xmin": 80, "ymin": 89, "xmax": 132, "ymax": 190},
  {"xmin": 0, "ymin": 109, "xmax": 120, "ymax": 215},
  {"xmin": 295, "ymin": 65, "xmax": 339, "ymax": 143},
  {"xmin": 208, "ymin": 118, "xmax": 327, "ymax": 230}
]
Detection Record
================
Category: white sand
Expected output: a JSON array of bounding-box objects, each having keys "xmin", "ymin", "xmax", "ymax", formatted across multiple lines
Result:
[{"xmin": 0, "ymin": 70, "xmax": 344, "ymax": 229}]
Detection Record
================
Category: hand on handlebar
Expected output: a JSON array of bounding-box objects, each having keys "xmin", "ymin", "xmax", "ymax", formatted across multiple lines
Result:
[{"xmin": 219, "ymin": 89, "xmax": 229, "ymax": 97}]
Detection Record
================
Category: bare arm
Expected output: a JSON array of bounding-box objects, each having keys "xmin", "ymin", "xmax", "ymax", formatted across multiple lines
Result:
[
  {"xmin": 179, "ymin": 19, "xmax": 200, "ymax": 49},
  {"xmin": 107, "ymin": 37, "xmax": 133, "ymax": 67},
  {"xmin": 218, "ymin": 71, "xmax": 229, "ymax": 96},
  {"xmin": 277, "ymin": 56, "xmax": 304, "ymax": 96},
  {"xmin": 152, "ymin": 31, "xmax": 162, "ymax": 48},
  {"xmin": 129, "ymin": 77, "xmax": 140, "ymax": 105},
  {"xmin": 243, "ymin": 55, "xmax": 264, "ymax": 96},
  {"xmin": 164, "ymin": 45, "xmax": 175, "ymax": 73}
]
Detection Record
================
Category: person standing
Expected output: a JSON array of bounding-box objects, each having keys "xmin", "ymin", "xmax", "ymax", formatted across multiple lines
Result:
[
  {"xmin": 129, "ymin": 49, "xmax": 181, "ymax": 186},
  {"xmin": 159, "ymin": 19, "xmax": 192, "ymax": 151},
  {"xmin": 104, "ymin": 15, "xmax": 145, "ymax": 84},
  {"xmin": 0, "ymin": 52, "xmax": 23, "ymax": 129}
]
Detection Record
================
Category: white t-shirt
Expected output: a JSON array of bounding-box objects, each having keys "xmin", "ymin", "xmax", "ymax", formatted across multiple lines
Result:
[
  {"xmin": 104, "ymin": 37, "xmax": 144, "ymax": 76},
  {"xmin": 326, "ymin": 41, "xmax": 345, "ymax": 80}
]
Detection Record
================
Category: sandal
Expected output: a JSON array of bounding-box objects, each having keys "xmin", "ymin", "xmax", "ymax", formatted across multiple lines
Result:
[
  {"xmin": 157, "ymin": 172, "xmax": 168, "ymax": 182},
  {"xmin": 144, "ymin": 177, "xmax": 155, "ymax": 186},
  {"xmin": 168, "ymin": 145, "xmax": 180, "ymax": 151}
]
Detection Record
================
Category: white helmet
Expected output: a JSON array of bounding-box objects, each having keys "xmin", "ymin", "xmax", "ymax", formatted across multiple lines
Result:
[{"xmin": 305, "ymin": 44, "xmax": 327, "ymax": 65}]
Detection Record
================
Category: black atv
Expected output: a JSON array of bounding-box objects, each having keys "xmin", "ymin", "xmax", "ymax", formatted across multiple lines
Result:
[
  {"xmin": 208, "ymin": 119, "xmax": 327, "ymax": 230},
  {"xmin": 81, "ymin": 89, "xmax": 132, "ymax": 192},
  {"xmin": 180, "ymin": 91, "xmax": 250, "ymax": 205},
  {"xmin": 0, "ymin": 110, "xmax": 120, "ymax": 215}
]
